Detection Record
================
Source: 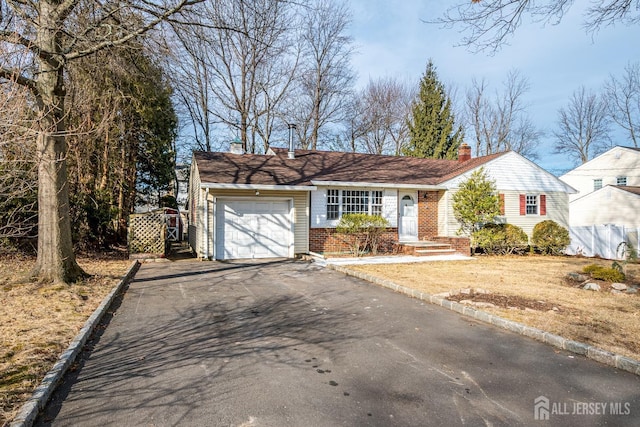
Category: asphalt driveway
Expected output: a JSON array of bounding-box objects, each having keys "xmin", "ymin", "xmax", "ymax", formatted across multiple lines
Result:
[{"xmin": 37, "ymin": 259, "xmax": 639, "ymax": 426}]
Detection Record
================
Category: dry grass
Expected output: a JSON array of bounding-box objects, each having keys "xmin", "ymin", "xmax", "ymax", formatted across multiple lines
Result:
[
  {"xmin": 0, "ymin": 255, "xmax": 131, "ymax": 426},
  {"xmin": 350, "ymin": 255, "xmax": 640, "ymax": 361}
]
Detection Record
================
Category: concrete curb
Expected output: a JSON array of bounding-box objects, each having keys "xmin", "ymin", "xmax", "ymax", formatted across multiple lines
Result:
[
  {"xmin": 328, "ymin": 263, "xmax": 640, "ymax": 377},
  {"xmin": 9, "ymin": 261, "xmax": 141, "ymax": 427}
]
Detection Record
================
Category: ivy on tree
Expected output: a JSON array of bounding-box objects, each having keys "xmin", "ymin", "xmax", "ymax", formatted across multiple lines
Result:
[{"xmin": 403, "ymin": 60, "xmax": 464, "ymax": 159}]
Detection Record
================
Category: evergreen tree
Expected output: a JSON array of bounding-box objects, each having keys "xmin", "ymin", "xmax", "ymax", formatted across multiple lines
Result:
[
  {"xmin": 452, "ymin": 168, "xmax": 500, "ymax": 237},
  {"xmin": 403, "ymin": 60, "xmax": 464, "ymax": 159}
]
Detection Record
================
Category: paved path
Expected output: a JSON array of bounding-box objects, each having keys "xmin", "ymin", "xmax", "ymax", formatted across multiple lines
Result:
[{"xmin": 38, "ymin": 260, "xmax": 639, "ymax": 426}]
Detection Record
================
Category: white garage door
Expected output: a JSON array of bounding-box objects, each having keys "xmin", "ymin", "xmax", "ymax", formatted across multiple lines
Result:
[{"xmin": 215, "ymin": 200, "xmax": 292, "ymax": 260}]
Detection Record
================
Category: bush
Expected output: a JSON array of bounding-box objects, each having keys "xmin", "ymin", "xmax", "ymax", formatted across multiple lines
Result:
[
  {"xmin": 472, "ymin": 223, "xmax": 528, "ymax": 255},
  {"xmin": 582, "ymin": 264, "xmax": 626, "ymax": 282},
  {"xmin": 336, "ymin": 213, "xmax": 390, "ymax": 256},
  {"xmin": 531, "ymin": 220, "xmax": 570, "ymax": 255}
]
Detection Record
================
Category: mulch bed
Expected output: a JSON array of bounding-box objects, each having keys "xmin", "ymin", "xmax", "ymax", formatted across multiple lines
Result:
[{"xmin": 446, "ymin": 291, "xmax": 565, "ymax": 312}]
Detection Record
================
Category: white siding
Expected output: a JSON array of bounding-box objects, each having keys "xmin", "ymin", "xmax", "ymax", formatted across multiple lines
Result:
[
  {"xmin": 570, "ymin": 187, "xmax": 640, "ymax": 228},
  {"xmin": 187, "ymin": 160, "xmax": 202, "ymax": 254},
  {"xmin": 560, "ymin": 146, "xmax": 640, "ymax": 202},
  {"xmin": 440, "ymin": 189, "xmax": 569, "ymax": 239},
  {"xmin": 384, "ymin": 189, "xmax": 398, "ymax": 227},
  {"xmin": 443, "ymin": 151, "xmax": 574, "ymax": 193},
  {"xmin": 310, "ymin": 186, "xmax": 397, "ymax": 228},
  {"xmin": 438, "ymin": 152, "xmax": 572, "ymax": 239}
]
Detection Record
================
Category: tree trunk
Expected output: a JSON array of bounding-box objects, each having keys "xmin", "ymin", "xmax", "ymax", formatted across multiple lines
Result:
[{"xmin": 31, "ymin": 3, "xmax": 85, "ymax": 283}]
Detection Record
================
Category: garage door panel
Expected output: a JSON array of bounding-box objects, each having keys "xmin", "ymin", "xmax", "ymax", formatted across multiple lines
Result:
[{"xmin": 215, "ymin": 200, "xmax": 291, "ymax": 260}]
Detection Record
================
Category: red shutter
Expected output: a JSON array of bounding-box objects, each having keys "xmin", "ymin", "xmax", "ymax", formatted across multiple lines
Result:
[
  {"xmin": 540, "ymin": 194, "xmax": 546, "ymax": 216},
  {"xmin": 519, "ymin": 194, "xmax": 525, "ymax": 216},
  {"xmin": 499, "ymin": 193, "xmax": 505, "ymax": 215}
]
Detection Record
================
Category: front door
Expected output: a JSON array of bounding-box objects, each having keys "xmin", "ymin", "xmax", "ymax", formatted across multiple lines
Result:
[{"xmin": 399, "ymin": 192, "xmax": 418, "ymax": 241}]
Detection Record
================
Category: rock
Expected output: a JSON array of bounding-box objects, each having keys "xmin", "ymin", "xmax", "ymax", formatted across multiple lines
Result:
[
  {"xmin": 473, "ymin": 302, "xmax": 497, "ymax": 308},
  {"xmin": 460, "ymin": 299, "xmax": 473, "ymax": 305},
  {"xmin": 459, "ymin": 288, "xmax": 472, "ymax": 295},
  {"xmin": 611, "ymin": 283, "xmax": 628, "ymax": 291},
  {"xmin": 611, "ymin": 290, "xmax": 624, "ymax": 295},
  {"xmin": 567, "ymin": 272, "xmax": 589, "ymax": 282},
  {"xmin": 583, "ymin": 283, "xmax": 601, "ymax": 291},
  {"xmin": 626, "ymin": 287, "xmax": 638, "ymax": 294}
]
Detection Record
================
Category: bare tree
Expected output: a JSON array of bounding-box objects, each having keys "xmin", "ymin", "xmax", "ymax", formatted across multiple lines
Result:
[
  {"xmin": 290, "ymin": 0, "xmax": 355, "ymax": 150},
  {"xmin": 169, "ymin": 28, "xmax": 218, "ymax": 152},
  {"xmin": 0, "ymin": 83, "xmax": 38, "ymax": 244},
  {"xmin": 0, "ymin": 0, "xmax": 202, "ymax": 283},
  {"xmin": 465, "ymin": 69, "xmax": 541, "ymax": 159},
  {"xmin": 554, "ymin": 85, "xmax": 611, "ymax": 164},
  {"xmin": 605, "ymin": 61, "xmax": 640, "ymax": 148},
  {"xmin": 187, "ymin": 0, "xmax": 298, "ymax": 154},
  {"xmin": 435, "ymin": 0, "xmax": 640, "ymax": 52},
  {"xmin": 356, "ymin": 77, "xmax": 414, "ymax": 155}
]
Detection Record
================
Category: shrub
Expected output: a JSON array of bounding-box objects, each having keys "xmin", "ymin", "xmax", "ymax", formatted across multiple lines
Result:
[
  {"xmin": 472, "ymin": 223, "xmax": 528, "ymax": 255},
  {"xmin": 582, "ymin": 264, "xmax": 626, "ymax": 282},
  {"xmin": 531, "ymin": 220, "xmax": 570, "ymax": 255},
  {"xmin": 336, "ymin": 214, "xmax": 390, "ymax": 256}
]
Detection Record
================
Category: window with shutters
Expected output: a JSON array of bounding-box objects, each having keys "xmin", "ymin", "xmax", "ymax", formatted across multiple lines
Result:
[{"xmin": 520, "ymin": 194, "xmax": 546, "ymax": 216}]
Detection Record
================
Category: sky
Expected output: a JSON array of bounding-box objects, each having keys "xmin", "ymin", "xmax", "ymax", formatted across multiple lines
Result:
[{"xmin": 347, "ymin": 0, "xmax": 640, "ymax": 175}]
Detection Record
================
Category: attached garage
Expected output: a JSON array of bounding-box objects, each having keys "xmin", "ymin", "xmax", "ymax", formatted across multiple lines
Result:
[{"xmin": 215, "ymin": 199, "xmax": 294, "ymax": 260}]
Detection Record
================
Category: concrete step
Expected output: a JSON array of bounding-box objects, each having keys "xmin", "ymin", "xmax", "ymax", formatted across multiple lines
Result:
[
  {"xmin": 414, "ymin": 248, "xmax": 457, "ymax": 257},
  {"xmin": 400, "ymin": 241, "xmax": 451, "ymax": 250}
]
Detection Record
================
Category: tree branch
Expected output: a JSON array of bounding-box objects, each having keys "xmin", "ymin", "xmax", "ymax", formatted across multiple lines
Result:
[
  {"xmin": 0, "ymin": 67, "xmax": 38, "ymax": 95},
  {"xmin": 0, "ymin": 30, "xmax": 39, "ymax": 55},
  {"xmin": 65, "ymin": 0, "xmax": 204, "ymax": 61}
]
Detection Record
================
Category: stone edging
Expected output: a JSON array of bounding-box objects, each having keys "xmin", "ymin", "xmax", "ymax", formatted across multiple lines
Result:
[
  {"xmin": 9, "ymin": 261, "xmax": 141, "ymax": 427},
  {"xmin": 328, "ymin": 263, "xmax": 640, "ymax": 377}
]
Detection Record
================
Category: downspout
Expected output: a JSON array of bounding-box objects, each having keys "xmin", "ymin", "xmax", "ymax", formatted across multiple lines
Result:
[{"xmin": 203, "ymin": 188, "xmax": 209, "ymax": 259}]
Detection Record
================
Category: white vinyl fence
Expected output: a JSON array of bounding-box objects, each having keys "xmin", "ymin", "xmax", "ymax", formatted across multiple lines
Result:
[{"xmin": 566, "ymin": 225, "xmax": 640, "ymax": 260}]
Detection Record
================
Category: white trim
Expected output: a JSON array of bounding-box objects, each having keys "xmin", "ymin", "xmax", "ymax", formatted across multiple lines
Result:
[
  {"xmin": 311, "ymin": 180, "xmax": 445, "ymax": 190},
  {"xmin": 203, "ymin": 188, "xmax": 209, "ymax": 259},
  {"xmin": 201, "ymin": 183, "xmax": 316, "ymax": 191}
]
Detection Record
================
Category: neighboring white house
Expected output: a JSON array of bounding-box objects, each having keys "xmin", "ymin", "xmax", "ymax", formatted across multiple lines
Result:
[
  {"xmin": 187, "ymin": 143, "xmax": 576, "ymax": 260},
  {"xmin": 559, "ymin": 146, "xmax": 640, "ymax": 259},
  {"xmin": 568, "ymin": 186, "xmax": 640, "ymax": 228},
  {"xmin": 560, "ymin": 146, "xmax": 640, "ymax": 202}
]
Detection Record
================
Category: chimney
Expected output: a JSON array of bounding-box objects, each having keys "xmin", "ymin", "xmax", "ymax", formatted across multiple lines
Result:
[
  {"xmin": 230, "ymin": 138, "xmax": 243, "ymax": 155},
  {"xmin": 458, "ymin": 143, "xmax": 471, "ymax": 163},
  {"xmin": 287, "ymin": 123, "xmax": 297, "ymax": 159}
]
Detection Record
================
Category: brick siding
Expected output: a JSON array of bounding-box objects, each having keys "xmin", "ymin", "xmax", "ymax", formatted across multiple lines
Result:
[
  {"xmin": 309, "ymin": 227, "xmax": 399, "ymax": 254},
  {"xmin": 417, "ymin": 190, "xmax": 441, "ymax": 240}
]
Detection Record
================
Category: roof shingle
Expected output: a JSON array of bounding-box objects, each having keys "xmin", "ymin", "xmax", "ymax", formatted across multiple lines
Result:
[{"xmin": 194, "ymin": 147, "xmax": 507, "ymax": 187}]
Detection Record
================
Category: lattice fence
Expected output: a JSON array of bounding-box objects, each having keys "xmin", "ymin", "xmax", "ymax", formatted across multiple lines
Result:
[{"xmin": 128, "ymin": 211, "xmax": 167, "ymax": 256}]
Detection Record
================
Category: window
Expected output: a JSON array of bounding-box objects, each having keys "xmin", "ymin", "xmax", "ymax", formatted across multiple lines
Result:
[
  {"xmin": 617, "ymin": 176, "xmax": 627, "ymax": 186},
  {"xmin": 526, "ymin": 195, "xmax": 538, "ymax": 215},
  {"xmin": 520, "ymin": 194, "xmax": 546, "ymax": 216},
  {"xmin": 593, "ymin": 179, "xmax": 602, "ymax": 191},
  {"xmin": 326, "ymin": 189, "xmax": 384, "ymax": 219},
  {"xmin": 371, "ymin": 191, "xmax": 383, "ymax": 215},
  {"xmin": 342, "ymin": 190, "xmax": 369, "ymax": 214},
  {"xmin": 327, "ymin": 189, "xmax": 339, "ymax": 220}
]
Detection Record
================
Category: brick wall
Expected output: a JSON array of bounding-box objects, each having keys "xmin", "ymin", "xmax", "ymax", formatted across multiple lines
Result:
[
  {"xmin": 417, "ymin": 191, "xmax": 441, "ymax": 240},
  {"xmin": 309, "ymin": 227, "xmax": 399, "ymax": 255},
  {"xmin": 432, "ymin": 236, "xmax": 471, "ymax": 256}
]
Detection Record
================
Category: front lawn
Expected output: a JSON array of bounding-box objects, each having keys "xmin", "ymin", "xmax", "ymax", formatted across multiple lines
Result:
[{"xmin": 350, "ymin": 255, "xmax": 640, "ymax": 361}]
